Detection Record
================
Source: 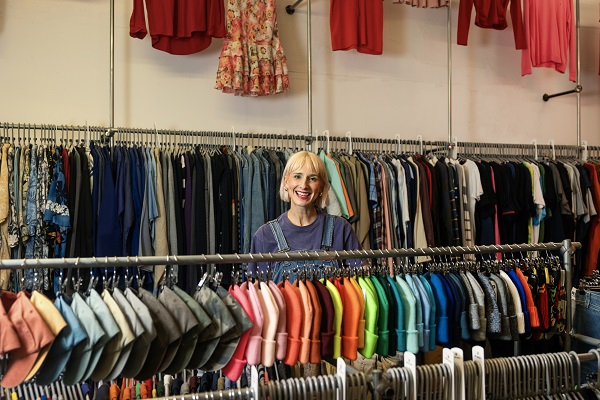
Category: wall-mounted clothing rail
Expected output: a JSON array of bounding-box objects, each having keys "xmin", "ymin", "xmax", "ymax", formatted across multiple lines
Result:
[{"xmin": 0, "ymin": 122, "xmax": 600, "ymax": 157}]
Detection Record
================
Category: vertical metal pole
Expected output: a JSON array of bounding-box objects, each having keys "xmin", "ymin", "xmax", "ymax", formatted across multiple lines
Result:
[
  {"xmin": 110, "ymin": 0, "xmax": 115, "ymax": 130},
  {"xmin": 307, "ymin": 0, "xmax": 313, "ymax": 141},
  {"xmin": 447, "ymin": 0, "xmax": 452, "ymax": 145},
  {"xmin": 561, "ymin": 238, "xmax": 573, "ymax": 352},
  {"xmin": 575, "ymin": 0, "xmax": 581, "ymax": 148}
]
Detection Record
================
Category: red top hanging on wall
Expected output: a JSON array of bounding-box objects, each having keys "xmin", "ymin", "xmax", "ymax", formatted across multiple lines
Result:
[
  {"xmin": 130, "ymin": 0, "xmax": 225, "ymax": 55},
  {"xmin": 457, "ymin": 0, "xmax": 527, "ymax": 49}
]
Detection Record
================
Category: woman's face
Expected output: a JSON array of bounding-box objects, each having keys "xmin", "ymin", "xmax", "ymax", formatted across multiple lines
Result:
[{"xmin": 284, "ymin": 163, "xmax": 323, "ymax": 209}]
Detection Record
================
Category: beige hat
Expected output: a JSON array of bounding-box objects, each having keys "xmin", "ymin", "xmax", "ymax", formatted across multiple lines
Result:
[
  {"xmin": 25, "ymin": 291, "xmax": 67, "ymax": 381},
  {"xmin": 90, "ymin": 290, "xmax": 135, "ymax": 381}
]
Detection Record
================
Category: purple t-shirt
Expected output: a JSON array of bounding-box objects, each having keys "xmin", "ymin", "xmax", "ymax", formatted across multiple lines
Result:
[{"xmin": 247, "ymin": 210, "xmax": 361, "ymax": 276}]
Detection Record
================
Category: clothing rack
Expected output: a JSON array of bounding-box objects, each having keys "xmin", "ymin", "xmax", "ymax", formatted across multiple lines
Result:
[
  {"xmin": 0, "ymin": 240, "xmax": 581, "ymax": 350},
  {"xmin": 373, "ymin": 350, "xmax": 600, "ymax": 400},
  {"xmin": 0, "ymin": 241, "xmax": 578, "ymax": 270},
  {"xmin": 142, "ymin": 350, "xmax": 598, "ymax": 400},
  {"xmin": 1, "ymin": 122, "xmax": 595, "ymax": 156}
]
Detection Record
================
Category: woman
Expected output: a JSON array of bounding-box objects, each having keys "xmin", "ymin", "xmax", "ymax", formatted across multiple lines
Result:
[{"xmin": 248, "ymin": 151, "xmax": 362, "ymax": 283}]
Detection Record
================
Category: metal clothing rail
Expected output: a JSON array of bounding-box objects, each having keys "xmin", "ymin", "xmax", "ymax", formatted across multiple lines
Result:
[
  {"xmin": 148, "ymin": 387, "xmax": 255, "ymax": 400},
  {"xmin": 0, "ymin": 241, "xmax": 579, "ymax": 270},
  {"xmin": 0, "ymin": 240, "xmax": 580, "ymax": 351}
]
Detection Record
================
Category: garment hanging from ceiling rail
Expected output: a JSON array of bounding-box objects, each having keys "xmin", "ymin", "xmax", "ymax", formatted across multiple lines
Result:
[
  {"xmin": 214, "ymin": 0, "xmax": 290, "ymax": 96},
  {"xmin": 0, "ymin": 248, "xmax": 571, "ymax": 389},
  {"xmin": 521, "ymin": 0, "xmax": 576, "ymax": 81},
  {"xmin": 129, "ymin": 0, "xmax": 225, "ymax": 55},
  {"xmin": 457, "ymin": 0, "xmax": 527, "ymax": 49}
]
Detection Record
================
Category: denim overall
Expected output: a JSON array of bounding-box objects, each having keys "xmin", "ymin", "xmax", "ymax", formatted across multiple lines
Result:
[{"xmin": 267, "ymin": 214, "xmax": 336, "ymax": 283}]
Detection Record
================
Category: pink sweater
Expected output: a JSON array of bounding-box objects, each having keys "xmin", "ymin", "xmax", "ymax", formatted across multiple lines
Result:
[{"xmin": 521, "ymin": 0, "xmax": 576, "ymax": 81}]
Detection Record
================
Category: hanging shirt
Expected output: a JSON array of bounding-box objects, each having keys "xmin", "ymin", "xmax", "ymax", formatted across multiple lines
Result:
[
  {"xmin": 129, "ymin": 0, "xmax": 225, "ymax": 55},
  {"xmin": 521, "ymin": 0, "xmax": 576, "ymax": 81},
  {"xmin": 330, "ymin": 0, "xmax": 383, "ymax": 55},
  {"xmin": 457, "ymin": 0, "xmax": 527, "ymax": 49}
]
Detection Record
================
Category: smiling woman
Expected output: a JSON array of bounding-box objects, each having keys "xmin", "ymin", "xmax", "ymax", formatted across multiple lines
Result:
[{"xmin": 247, "ymin": 151, "xmax": 362, "ymax": 283}]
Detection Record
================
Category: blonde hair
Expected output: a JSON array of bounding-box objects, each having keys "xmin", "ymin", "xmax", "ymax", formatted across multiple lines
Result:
[{"xmin": 280, "ymin": 151, "xmax": 330, "ymax": 209}]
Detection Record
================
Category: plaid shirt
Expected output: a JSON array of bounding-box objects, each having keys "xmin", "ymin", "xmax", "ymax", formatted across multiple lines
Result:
[{"xmin": 372, "ymin": 157, "xmax": 386, "ymax": 251}]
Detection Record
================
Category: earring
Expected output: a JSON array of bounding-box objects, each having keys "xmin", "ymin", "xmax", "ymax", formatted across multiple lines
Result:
[{"xmin": 319, "ymin": 193, "xmax": 322, "ymax": 197}]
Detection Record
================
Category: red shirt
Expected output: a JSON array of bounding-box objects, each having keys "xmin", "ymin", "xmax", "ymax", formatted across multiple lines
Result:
[
  {"xmin": 457, "ymin": 0, "xmax": 527, "ymax": 49},
  {"xmin": 130, "ymin": 0, "xmax": 225, "ymax": 55},
  {"xmin": 330, "ymin": 0, "xmax": 383, "ymax": 55}
]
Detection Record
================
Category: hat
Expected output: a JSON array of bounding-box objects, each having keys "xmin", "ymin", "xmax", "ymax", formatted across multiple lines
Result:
[
  {"xmin": 105, "ymin": 289, "xmax": 144, "ymax": 380},
  {"xmin": 172, "ymin": 285, "xmax": 211, "ymax": 333},
  {"xmin": 90, "ymin": 290, "xmax": 135, "ymax": 381},
  {"xmin": 202, "ymin": 287, "xmax": 252, "ymax": 372},
  {"xmin": 83, "ymin": 289, "xmax": 119, "ymax": 382},
  {"xmin": 0, "ymin": 292, "xmax": 55, "ymax": 388},
  {"xmin": 158, "ymin": 287, "xmax": 190, "ymax": 372},
  {"xmin": 25, "ymin": 291, "xmax": 67, "ymax": 381},
  {"xmin": 61, "ymin": 292, "xmax": 108, "ymax": 385},
  {"xmin": 243, "ymin": 281, "xmax": 265, "ymax": 366},
  {"xmin": 0, "ymin": 293, "xmax": 21, "ymax": 383},
  {"xmin": 222, "ymin": 285, "xmax": 255, "ymax": 381},
  {"xmin": 34, "ymin": 295, "xmax": 88, "ymax": 386},
  {"xmin": 186, "ymin": 286, "xmax": 236, "ymax": 370},
  {"xmin": 120, "ymin": 287, "xmax": 157, "ymax": 378},
  {"xmin": 158, "ymin": 286, "xmax": 198, "ymax": 375},
  {"xmin": 134, "ymin": 288, "xmax": 179, "ymax": 381}
]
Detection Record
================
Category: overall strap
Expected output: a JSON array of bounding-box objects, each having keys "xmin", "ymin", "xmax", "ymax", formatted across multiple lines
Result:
[
  {"xmin": 321, "ymin": 214, "xmax": 335, "ymax": 251},
  {"xmin": 267, "ymin": 219, "xmax": 290, "ymax": 252}
]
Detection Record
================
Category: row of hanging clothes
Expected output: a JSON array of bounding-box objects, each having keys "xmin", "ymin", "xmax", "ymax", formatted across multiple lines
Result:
[
  {"xmin": 0, "ymin": 244, "xmax": 573, "ymax": 388},
  {"xmin": 0, "ymin": 126, "xmax": 308, "ymax": 293},
  {"xmin": 315, "ymin": 136, "xmax": 600, "ymax": 284},
  {"xmin": 0, "ymin": 124, "xmax": 595, "ymax": 293},
  {"xmin": 0, "ymin": 262, "xmax": 260, "ymax": 390}
]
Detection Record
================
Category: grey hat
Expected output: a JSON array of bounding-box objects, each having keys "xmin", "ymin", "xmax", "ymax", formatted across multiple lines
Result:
[
  {"xmin": 61, "ymin": 292, "xmax": 108, "ymax": 385},
  {"xmin": 187, "ymin": 286, "xmax": 236, "ymax": 370},
  {"xmin": 159, "ymin": 286, "xmax": 199, "ymax": 375},
  {"xmin": 476, "ymin": 272, "xmax": 501, "ymax": 334},
  {"xmin": 134, "ymin": 287, "xmax": 180, "ymax": 380},
  {"xmin": 89, "ymin": 290, "xmax": 135, "ymax": 381},
  {"xmin": 105, "ymin": 288, "xmax": 145, "ymax": 380},
  {"xmin": 120, "ymin": 287, "xmax": 157, "ymax": 378},
  {"xmin": 82, "ymin": 290, "xmax": 120, "ymax": 382},
  {"xmin": 489, "ymin": 274, "xmax": 511, "ymax": 340},
  {"xmin": 201, "ymin": 287, "xmax": 252, "ymax": 371},
  {"xmin": 465, "ymin": 272, "xmax": 487, "ymax": 341}
]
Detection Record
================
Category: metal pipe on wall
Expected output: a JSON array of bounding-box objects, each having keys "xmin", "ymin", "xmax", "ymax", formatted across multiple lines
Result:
[
  {"xmin": 109, "ymin": 0, "xmax": 115, "ymax": 130},
  {"xmin": 307, "ymin": 0, "xmax": 313, "ymax": 141},
  {"xmin": 447, "ymin": 0, "xmax": 453, "ymax": 144},
  {"xmin": 576, "ymin": 0, "xmax": 581, "ymax": 147}
]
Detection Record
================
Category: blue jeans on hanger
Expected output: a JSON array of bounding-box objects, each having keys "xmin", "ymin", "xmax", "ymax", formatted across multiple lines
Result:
[{"xmin": 573, "ymin": 289, "xmax": 600, "ymax": 381}]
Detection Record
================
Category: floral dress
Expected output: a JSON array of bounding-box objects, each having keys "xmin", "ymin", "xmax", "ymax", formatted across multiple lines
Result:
[{"xmin": 215, "ymin": 0, "xmax": 290, "ymax": 96}]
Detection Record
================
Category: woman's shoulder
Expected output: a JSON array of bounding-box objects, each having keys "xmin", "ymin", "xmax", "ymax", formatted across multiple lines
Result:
[{"xmin": 329, "ymin": 213, "xmax": 352, "ymax": 229}]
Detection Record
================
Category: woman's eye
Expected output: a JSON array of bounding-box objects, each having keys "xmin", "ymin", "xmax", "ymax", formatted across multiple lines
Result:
[
  {"xmin": 309, "ymin": 176, "xmax": 318, "ymax": 182},
  {"xmin": 293, "ymin": 174, "xmax": 301, "ymax": 179}
]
